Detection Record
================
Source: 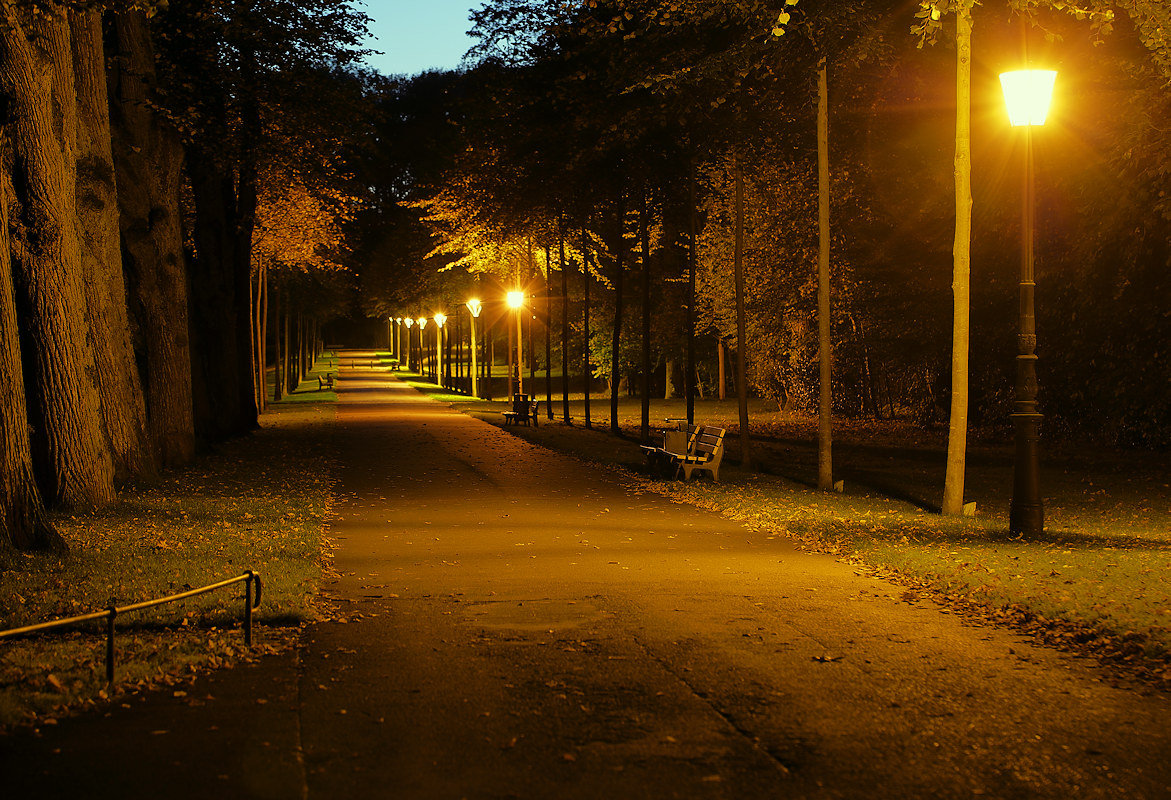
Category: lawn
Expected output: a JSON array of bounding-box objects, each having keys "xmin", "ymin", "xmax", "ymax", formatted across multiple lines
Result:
[{"xmin": 0, "ymin": 364, "xmax": 338, "ymax": 730}]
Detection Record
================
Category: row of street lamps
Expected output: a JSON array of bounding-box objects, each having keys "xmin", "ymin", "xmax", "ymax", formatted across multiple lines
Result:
[{"xmin": 389, "ymin": 289, "xmax": 528, "ymax": 398}]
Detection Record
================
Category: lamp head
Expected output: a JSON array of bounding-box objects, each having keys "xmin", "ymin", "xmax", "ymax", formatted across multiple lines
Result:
[
  {"xmin": 506, "ymin": 290, "xmax": 524, "ymax": 309},
  {"xmin": 466, "ymin": 298, "xmax": 482, "ymax": 318},
  {"xmin": 433, "ymin": 312, "xmax": 447, "ymax": 328},
  {"xmin": 404, "ymin": 317, "xmax": 413, "ymax": 329},
  {"xmin": 999, "ymin": 69, "xmax": 1057, "ymax": 127},
  {"xmin": 417, "ymin": 316, "xmax": 428, "ymax": 330}
]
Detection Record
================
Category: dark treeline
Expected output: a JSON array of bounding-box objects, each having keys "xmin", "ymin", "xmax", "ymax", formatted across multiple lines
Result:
[
  {"xmin": 0, "ymin": 0, "xmax": 373, "ymax": 551},
  {"xmin": 354, "ymin": 0, "xmax": 1170, "ymax": 489}
]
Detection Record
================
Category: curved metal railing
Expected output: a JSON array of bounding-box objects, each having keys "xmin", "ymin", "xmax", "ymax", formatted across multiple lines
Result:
[{"xmin": 0, "ymin": 571, "xmax": 262, "ymax": 685}]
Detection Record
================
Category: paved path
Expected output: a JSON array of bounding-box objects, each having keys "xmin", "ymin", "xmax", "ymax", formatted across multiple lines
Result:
[{"xmin": 5, "ymin": 354, "xmax": 1171, "ymax": 798}]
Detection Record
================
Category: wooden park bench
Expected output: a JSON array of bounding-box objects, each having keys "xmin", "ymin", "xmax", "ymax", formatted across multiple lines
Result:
[
  {"xmin": 503, "ymin": 395, "xmax": 540, "ymax": 427},
  {"xmin": 318, "ymin": 373, "xmax": 335, "ymax": 391},
  {"xmin": 642, "ymin": 424, "xmax": 725, "ymax": 482}
]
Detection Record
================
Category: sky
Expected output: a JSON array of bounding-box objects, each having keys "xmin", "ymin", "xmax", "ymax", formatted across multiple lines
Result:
[{"xmin": 360, "ymin": 0, "xmax": 479, "ymax": 77}]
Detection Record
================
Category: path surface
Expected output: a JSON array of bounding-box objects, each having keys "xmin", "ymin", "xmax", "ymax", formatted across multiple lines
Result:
[{"xmin": 5, "ymin": 353, "xmax": 1171, "ymax": 799}]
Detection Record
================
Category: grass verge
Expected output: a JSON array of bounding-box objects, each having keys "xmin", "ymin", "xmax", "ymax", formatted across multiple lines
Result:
[{"xmin": 0, "ymin": 397, "xmax": 336, "ymax": 730}]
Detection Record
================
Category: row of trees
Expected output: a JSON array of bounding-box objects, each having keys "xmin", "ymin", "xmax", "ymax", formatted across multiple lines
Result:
[
  {"xmin": 355, "ymin": 0, "xmax": 1169, "ymax": 513},
  {"xmin": 0, "ymin": 0, "xmax": 369, "ymax": 551}
]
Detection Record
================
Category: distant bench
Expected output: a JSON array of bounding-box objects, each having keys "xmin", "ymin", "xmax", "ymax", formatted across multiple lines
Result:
[
  {"xmin": 317, "ymin": 373, "xmax": 335, "ymax": 391},
  {"xmin": 640, "ymin": 424, "xmax": 726, "ymax": 482},
  {"xmin": 503, "ymin": 397, "xmax": 540, "ymax": 427}
]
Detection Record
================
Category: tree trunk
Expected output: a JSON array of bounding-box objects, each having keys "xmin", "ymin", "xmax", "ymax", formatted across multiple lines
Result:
[
  {"xmin": 639, "ymin": 190, "xmax": 651, "ymax": 442},
  {"xmin": 687, "ymin": 161, "xmax": 697, "ymax": 426},
  {"xmin": 544, "ymin": 245, "xmax": 553, "ymax": 418},
  {"xmin": 0, "ymin": 131, "xmax": 62, "ymax": 551},
  {"xmin": 271, "ymin": 282, "xmax": 283, "ymax": 401},
  {"xmin": 107, "ymin": 10, "xmax": 194, "ymax": 468},
  {"xmin": 733, "ymin": 157, "xmax": 752, "ymax": 470},
  {"xmin": 610, "ymin": 191, "xmax": 625, "ymax": 435},
  {"xmin": 943, "ymin": 6, "xmax": 973, "ymax": 516},
  {"xmin": 664, "ymin": 358, "xmax": 676, "ymax": 400},
  {"xmin": 817, "ymin": 57, "xmax": 834, "ymax": 492},
  {"xmin": 187, "ymin": 152, "xmax": 251, "ymax": 441},
  {"xmin": 581, "ymin": 227, "xmax": 591, "ymax": 428},
  {"xmin": 1, "ymin": 6, "xmax": 116, "ymax": 508},
  {"xmin": 71, "ymin": 8, "xmax": 153, "ymax": 485},
  {"xmin": 559, "ymin": 223, "xmax": 571, "ymax": 423}
]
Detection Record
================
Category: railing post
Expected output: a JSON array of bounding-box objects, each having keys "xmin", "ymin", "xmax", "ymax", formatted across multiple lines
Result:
[
  {"xmin": 244, "ymin": 572, "xmax": 253, "ymax": 647},
  {"xmin": 106, "ymin": 607, "xmax": 117, "ymax": 685}
]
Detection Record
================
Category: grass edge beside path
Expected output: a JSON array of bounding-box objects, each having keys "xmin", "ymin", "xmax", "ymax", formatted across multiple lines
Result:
[
  {"xmin": 396, "ymin": 369, "xmax": 1171, "ymax": 690},
  {"xmin": 0, "ymin": 401, "xmax": 338, "ymax": 732}
]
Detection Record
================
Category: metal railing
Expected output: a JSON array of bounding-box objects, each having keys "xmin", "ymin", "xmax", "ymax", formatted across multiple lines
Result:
[{"xmin": 0, "ymin": 571, "xmax": 262, "ymax": 685}]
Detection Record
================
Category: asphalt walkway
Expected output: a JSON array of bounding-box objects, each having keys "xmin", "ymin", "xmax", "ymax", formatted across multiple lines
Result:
[{"xmin": 5, "ymin": 353, "xmax": 1171, "ymax": 799}]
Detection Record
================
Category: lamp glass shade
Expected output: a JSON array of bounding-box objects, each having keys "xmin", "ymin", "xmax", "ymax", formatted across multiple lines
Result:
[
  {"xmin": 404, "ymin": 318, "xmax": 413, "ymax": 328},
  {"xmin": 506, "ymin": 290, "xmax": 524, "ymax": 309},
  {"xmin": 417, "ymin": 317, "xmax": 428, "ymax": 330},
  {"xmin": 433, "ymin": 313, "xmax": 447, "ymax": 328},
  {"xmin": 999, "ymin": 70, "xmax": 1057, "ymax": 127},
  {"xmin": 466, "ymin": 298, "xmax": 482, "ymax": 318}
]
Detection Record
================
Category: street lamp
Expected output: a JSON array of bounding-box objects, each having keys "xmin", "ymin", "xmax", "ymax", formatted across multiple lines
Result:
[
  {"xmin": 433, "ymin": 313, "xmax": 447, "ymax": 387},
  {"xmin": 403, "ymin": 317, "xmax": 414, "ymax": 371},
  {"xmin": 466, "ymin": 298, "xmax": 482, "ymax": 398},
  {"xmin": 417, "ymin": 317, "xmax": 428, "ymax": 380},
  {"xmin": 1000, "ymin": 68, "xmax": 1056, "ymax": 537},
  {"xmin": 507, "ymin": 290, "xmax": 524, "ymax": 395}
]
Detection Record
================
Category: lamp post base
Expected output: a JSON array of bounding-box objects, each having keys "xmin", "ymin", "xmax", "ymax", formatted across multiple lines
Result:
[{"xmin": 1009, "ymin": 410, "xmax": 1044, "ymax": 536}]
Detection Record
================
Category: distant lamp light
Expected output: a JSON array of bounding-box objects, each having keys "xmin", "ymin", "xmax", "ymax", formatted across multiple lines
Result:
[
  {"xmin": 466, "ymin": 298, "xmax": 482, "ymax": 318},
  {"xmin": 417, "ymin": 316, "xmax": 428, "ymax": 330},
  {"xmin": 433, "ymin": 312, "xmax": 447, "ymax": 328},
  {"xmin": 506, "ymin": 290, "xmax": 524, "ymax": 309},
  {"xmin": 404, "ymin": 317, "xmax": 413, "ymax": 329},
  {"xmin": 999, "ymin": 70, "xmax": 1057, "ymax": 127}
]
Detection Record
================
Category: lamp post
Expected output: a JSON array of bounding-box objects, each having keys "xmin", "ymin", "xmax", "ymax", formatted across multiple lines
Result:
[
  {"xmin": 507, "ymin": 290, "xmax": 524, "ymax": 396},
  {"xmin": 416, "ymin": 317, "xmax": 428, "ymax": 380},
  {"xmin": 403, "ymin": 317, "xmax": 414, "ymax": 371},
  {"xmin": 433, "ymin": 313, "xmax": 447, "ymax": 388},
  {"xmin": 466, "ymin": 298, "xmax": 482, "ymax": 397},
  {"xmin": 1000, "ymin": 68, "xmax": 1056, "ymax": 537}
]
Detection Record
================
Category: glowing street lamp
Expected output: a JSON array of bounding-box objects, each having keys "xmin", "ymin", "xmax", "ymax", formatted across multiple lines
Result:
[
  {"xmin": 999, "ymin": 68, "xmax": 1056, "ymax": 537},
  {"xmin": 507, "ymin": 290, "xmax": 525, "ymax": 395},
  {"xmin": 417, "ymin": 317, "xmax": 428, "ymax": 378},
  {"xmin": 433, "ymin": 313, "xmax": 447, "ymax": 386},
  {"xmin": 403, "ymin": 317, "xmax": 414, "ymax": 371},
  {"xmin": 466, "ymin": 299, "xmax": 482, "ymax": 397}
]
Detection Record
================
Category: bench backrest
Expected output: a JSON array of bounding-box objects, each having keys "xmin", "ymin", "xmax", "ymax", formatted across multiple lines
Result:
[
  {"xmin": 511, "ymin": 395, "xmax": 529, "ymax": 413},
  {"xmin": 694, "ymin": 426, "xmax": 725, "ymax": 462}
]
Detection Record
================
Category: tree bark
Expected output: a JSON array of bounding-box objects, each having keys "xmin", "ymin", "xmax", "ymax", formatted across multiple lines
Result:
[
  {"xmin": 817, "ymin": 57, "xmax": 834, "ymax": 492},
  {"xmin": 544, "ymin": 245, "xmax": 553, "ymax": 418},
  {"xmin": 733, "ymin": 157, "xmax": 752, "ymax": 470},
  {"xmin": 610, "ymin": 192, "xmax": 625, "ymax": 435},
  {"xmin": 271, "ymin": 282, "xmax": 283, "ymax": 402},
  {"xmin": 71, "ymin": 8, "xmax": 153, "ymax": 485},
  {"xmin": 559, "ymin": 222, "xmax": 571, "ymax": 423},
  {"xmin": 0, "ymin": 130, "xmax": 62, "ymax": 551},
  {"xmin": 581, "ymin": 227, "xmax": 591, "ymax": 428},
  {"xmin": 943, "ymin": 6, "xmax": 973, "ymax": 516},
  {"xmin": 1, "ymin": 6, "xmax": 116, "ymax": 508},
  {"xmin": 687, "ymin": 162, "xmax": 697, "ymax": 426},
  {"xmin": 639, "ymin": 190, "xmax": 651, "ymax": 442},
  {"xmin": 107, "ymin": 10, "xmax": 194, "ymax": 468}
]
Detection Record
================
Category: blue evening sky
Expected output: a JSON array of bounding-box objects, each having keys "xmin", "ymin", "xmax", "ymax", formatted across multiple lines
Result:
[{"xmin": 360, "ymin": 0, "xmax": 479, "ymax": 77}]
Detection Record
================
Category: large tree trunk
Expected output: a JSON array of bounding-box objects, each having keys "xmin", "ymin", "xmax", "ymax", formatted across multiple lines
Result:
[
  {"xmin": 107, "ymin": 10, "xmax": 195, "ymax": 468},
  {"xmin": 544, "ymin": 245, "xmax": 552, "ymax": 418},
  {"xmin": 733, "ymin": 157, "xmax": 752, "ymax": 470},
  {"xmin": 71, "ymin": 8, "xmax": 153, "ymax": 485},
  {"xmin": 686, "ymin": 162, "xmax": 697, "ymax": 426},
  {"xmin": 816, "ymin": 57, "xmax": 834, "ymax": 492},
  {"xmin": 187, "ymin": 152, "xmax": 252, "ymax": 440},
  {"xmin": 1, "ymin": 6, "xmax": 115, "ymax": 508},
  {"xmin": 0, "ymin": 134, "xmax": 62, "ymax": 551},
  {"xmin": 943, "ymin": 7, "xmax": 973, "ymax": 516}
]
